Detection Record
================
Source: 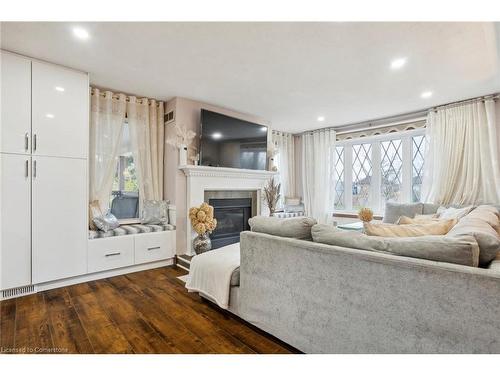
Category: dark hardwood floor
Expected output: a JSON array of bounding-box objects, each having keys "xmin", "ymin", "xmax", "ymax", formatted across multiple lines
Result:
[{"xmin": 0, "ymin": 266, "xmax": 299, "ymax": 354}]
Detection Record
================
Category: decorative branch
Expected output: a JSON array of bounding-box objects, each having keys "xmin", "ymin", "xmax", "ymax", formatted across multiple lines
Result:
[
  {"xmin": 263, "ymin": 177, "xmax": 281, "ymax": 216},
  {"xmin": 166, "ymin": 123, "xmax": 197, "ymax": 149}
]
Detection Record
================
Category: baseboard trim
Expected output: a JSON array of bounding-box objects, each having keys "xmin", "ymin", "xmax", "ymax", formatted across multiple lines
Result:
[
  {"xmin": 176, "ymin": 263, "xmax": 190, "ymax": 272},
  {"xmin": 1, "ymin": 258, "xmax": 174, "ymax": 300}
]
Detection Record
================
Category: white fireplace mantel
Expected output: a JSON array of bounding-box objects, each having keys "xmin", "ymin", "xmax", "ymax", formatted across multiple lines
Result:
[
  {"xmin": 179, "ymin": 165, "xmax": 278, "ymax": 255},
  {"xmin": 179, "ymin": 165, "xmax": 277, "ymax": 179}
]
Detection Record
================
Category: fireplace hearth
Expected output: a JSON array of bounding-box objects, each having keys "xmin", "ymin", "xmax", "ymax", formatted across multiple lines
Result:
[{"xmin": 209, "ymin": 198, "xmax": 252, "ymax": 249}]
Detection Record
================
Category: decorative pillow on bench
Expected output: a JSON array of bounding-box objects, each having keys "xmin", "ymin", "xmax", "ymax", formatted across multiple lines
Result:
[
  {"xmin": 248, "ymin": 216, "xmax": 317, "ymax": 240},
  {"xmin": 311, "ymin": 224, "xmax": 479, "ymax": 267}
]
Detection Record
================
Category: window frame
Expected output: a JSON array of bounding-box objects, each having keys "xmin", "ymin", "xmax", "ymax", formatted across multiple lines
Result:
[
  {"xmin": 109, "ymin": 120, "xmax": 141, "ymax": 223},
  {"xmin": 334, "ymin": 128, "xmax": 425, "ymax": 215}
]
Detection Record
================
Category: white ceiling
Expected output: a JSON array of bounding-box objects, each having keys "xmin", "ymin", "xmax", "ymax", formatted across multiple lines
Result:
[{"xmin": 2, "ymin": 22, "xmax": 500, "ymax": 133}]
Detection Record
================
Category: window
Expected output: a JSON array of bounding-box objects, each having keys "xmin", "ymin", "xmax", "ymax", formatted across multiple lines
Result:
[
  {"xmin": 411, "ymin": 135, "xmax": 426, "ymax": 202},
  {"xmin": 380, "ymin": 139, "xmax": 403, "ymax": 205},
  {"xmin": 333, "ymin": 146, "xmax": 345, "ymax": 210},
  {"xmin": 334, "ymin": 128, "xmax": 425, "ymax": 213},
  {"xmin": 352, "ymin": 143, "xmax": 372, "ymax": 209},
  {"xmin": 110, "ymin": 122, "xmax": 140, "ymax": 219}
]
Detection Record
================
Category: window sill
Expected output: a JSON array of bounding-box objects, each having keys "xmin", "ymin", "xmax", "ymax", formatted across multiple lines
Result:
[
  {"xmin": 118, "ymin": 218, "xmax": 141, "ymax": 225},
  {"xmin": 332, "ymin": 211, "xmax": 383, "ymax": 220}
]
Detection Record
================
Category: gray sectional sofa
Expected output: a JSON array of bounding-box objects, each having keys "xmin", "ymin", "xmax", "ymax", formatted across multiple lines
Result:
[{"xmin": 224, "ymin": 203, "xmax": 500, "ymax": 353}]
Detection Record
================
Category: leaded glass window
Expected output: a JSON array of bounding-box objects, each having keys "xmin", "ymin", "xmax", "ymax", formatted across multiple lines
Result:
[
  {"xmin": 412, "ymin": 135, "xmax": 426, "ymax": 202},
  {"xmin": 352, "ymin": 143, "xmax": 372, "ymax": 209},
  {"xmin": 334, "ymin": 146, "xmax": 345, "ymax": 209},
  {"xmin": 380, "ymin": 139, "xmax": 403, "ymax": 205}
]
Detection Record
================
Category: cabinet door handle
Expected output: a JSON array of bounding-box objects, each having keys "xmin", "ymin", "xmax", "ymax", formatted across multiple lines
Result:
[
  {"xmin": 33, "ymin": 134, "xmax": 37, "ymax": 152},
  {"xmin": 105, "ymin": 252, "xmax": 121, "ymax": 257},
  {"xmin": 24, "ymin": 133, "xmax": 29, "ymax": 151},
  {"xmin": 33, "ymin": 160, "xmax": 36, "ymax": 178},
  {"xmin": 25, "ymin": 160, "xmax": 29, "ymax": 178},
  {"xmin": 147, "ymin": 246, "xmax": 161, "ymax": 251}
]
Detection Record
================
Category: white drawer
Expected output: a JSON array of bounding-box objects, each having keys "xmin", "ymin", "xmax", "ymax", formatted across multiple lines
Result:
[
  {"xmin": 134, "ymin": 231, "xmax": 175, "ymax": 265},
  {"xmin": 88, "ymin": 236, "xmax": 134, "ymax": 273}
]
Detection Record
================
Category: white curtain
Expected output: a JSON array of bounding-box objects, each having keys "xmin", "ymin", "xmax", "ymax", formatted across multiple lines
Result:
[
  {"xmin": 301, "ymin": 128, "xmax": 336, "ymax": 223},
  {"xmin": 272, "ymin": 131, "xmax": 296, "ymax": 199},
  {"xmin": 89, "ymin": 89, "xmax": 127, "ymax": 211},
  {"xmin": 422, "ymin": 99, "xmax": 500, "ymax": 205},
  {"xmin": 127, "ymin": 97, "xmax": 165, "ymax": 201}
]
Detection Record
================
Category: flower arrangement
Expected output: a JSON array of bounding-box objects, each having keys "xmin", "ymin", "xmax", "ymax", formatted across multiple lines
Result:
[
  {"xmin": 189, "ymin": 202, "xmax": 217, "ymax": 235},
  {"xmin": 358, "ymin": 207, "xmax": 374, "ymax": 222}
]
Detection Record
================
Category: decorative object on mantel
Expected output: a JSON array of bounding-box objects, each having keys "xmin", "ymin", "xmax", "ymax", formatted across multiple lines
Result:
[
  {"xmin": 263, "ymin": 177, "xmax": 281, "ymax": 216},
  {"xmin": 268, "ymin": 141, "xmax": 279, "ymax": 172},
  {"xmin": 166, "ymin": 123, "xmax": 197, "ymax": 166},
  {"xmin": 189, "ymin": 202, "xmax": 218, "ymax": 254},
  {"xmin": 190, "ymin": 153, "xmax": 200, "ymax": 166},
  {"xmin": 358, "ymin": 207, "xmax": 374, "ymax": 222},
  {"xmin": 141, "ymin": 200, "xmax": 169, "ymax": 225}
]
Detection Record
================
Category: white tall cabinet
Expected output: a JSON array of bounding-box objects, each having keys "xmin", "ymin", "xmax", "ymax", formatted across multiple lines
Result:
[{"xmin": 1, "ymin": 50, "xmax": 89, "ymax": 291}]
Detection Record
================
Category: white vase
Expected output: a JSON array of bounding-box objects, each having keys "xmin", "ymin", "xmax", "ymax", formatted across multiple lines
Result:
[{"xmin": 179, "ymin": 145, "xmax": 187, "ymax": 166}]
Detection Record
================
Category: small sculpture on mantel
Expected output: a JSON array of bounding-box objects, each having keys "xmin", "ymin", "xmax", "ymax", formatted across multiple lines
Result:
[
  {"xmin": 166, "ymin": 123, "xmax": 197, "ymax": 166},
  {"xmin": 268, "ymin": 141, "xmax": 279, "ymax": 172},
  {"xmin": 263, "ymin": 177, "xmax": 281, "ymax": 216}
]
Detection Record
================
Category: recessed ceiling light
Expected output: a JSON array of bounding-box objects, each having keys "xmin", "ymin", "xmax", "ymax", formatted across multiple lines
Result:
[
  {"xmin": 317, "ymin": 116, "xmax": 325, "ymax": 122},
  {"xmin": 73, "ymin": 27, "xmax": 90, "ymax": 40},
  {"xmin": 55, "ymin": 86, "xmax": 65, "ymax": 92},
  {"xmin": 260, "ymin": 126, "xmax": 267, "ymax": 132},
  {"xmin": 390, "ymin": 57, "xmax": 407, "ymax": 70},
  {"xmin": 421, "ymin": 91, "xmax": 433, "ymax": 99},
  {"xmin": 45, "ymin": 113, "xmax": 55, "ymax": 119},
  {"xmin": 212, "ymin": 132, "xmax": 222, "ymax": 139}
]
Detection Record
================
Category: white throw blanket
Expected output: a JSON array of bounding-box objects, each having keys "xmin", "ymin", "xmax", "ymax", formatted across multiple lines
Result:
[{"xmin": 185, "ymin": 242, "xmax": 240, "ymax": 309}]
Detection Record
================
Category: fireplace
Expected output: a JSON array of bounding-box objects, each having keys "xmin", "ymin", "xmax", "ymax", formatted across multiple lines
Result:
[{"xmin": 209, "ymin": 198, "xmax": 252, "ymax": 249}]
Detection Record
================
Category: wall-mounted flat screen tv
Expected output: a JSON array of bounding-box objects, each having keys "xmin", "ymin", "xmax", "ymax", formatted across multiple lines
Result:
[{"xmin": 200, "ymin": 109, "xmax": 268, "ymax": 170}]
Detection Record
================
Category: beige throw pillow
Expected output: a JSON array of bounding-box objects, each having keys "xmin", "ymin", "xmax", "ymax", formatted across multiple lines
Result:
[
  {"xmin": 364, "ymin": 219, "xmax": 457, "ymax": 237},
  {"xmin": 397, "ymin": 214, "xmax": 440, "ymax": 225}
]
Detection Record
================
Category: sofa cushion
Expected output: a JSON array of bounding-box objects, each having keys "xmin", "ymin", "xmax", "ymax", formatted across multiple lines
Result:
[
  {"xmin": 248, "ymin": 216, "xmax": 317, "ymax": 240},
  {"xmin": 364, "ymin": 219, "xmax": 456, "ymax": 237},
  {"xmin": 383, "ymin": 202, "xmax": 423, "ymax": 223},
  {"xmin": 446, "ymin": 216, "xmax": 500, "ymax": 266},
  {"xmin": 230, "ymin": 267, "xmax": 240, "ymax": 286},
  {"xmin": 488, "ymin": 253, "xmax": 500, "ymax": 272},
  {"xmin": 466, "ymin": 205, "xmax": 500, "ymax": 231},
  {"xmin": 422, "ymin": 203, "xmax": 441, "ymax": 215},
  {"xmin": 311, "ymin": 224, "xmax": 479, "ymax": 267}
]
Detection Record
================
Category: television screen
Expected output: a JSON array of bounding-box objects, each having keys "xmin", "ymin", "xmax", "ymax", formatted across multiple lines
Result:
[{"xmin": 200, "ymin": 109, "xmax": 268, "ymax": 170}]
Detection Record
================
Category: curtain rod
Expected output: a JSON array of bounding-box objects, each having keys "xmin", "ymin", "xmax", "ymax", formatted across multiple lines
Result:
[
  {"xmin": 90, "ymin": 87, "xmax": 164, "ymax": 106},
  {"xmin": 430, "ymin": 93, "xmax": 499, "ymax": 112},
  {"xmin": 296, "ymin": 92, "xmax": 500, "ymax": 136}
]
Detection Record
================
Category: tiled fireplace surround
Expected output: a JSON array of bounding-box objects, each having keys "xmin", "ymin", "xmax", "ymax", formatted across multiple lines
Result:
[{"xmin": 180, "ymin": 165, "xmax": 277, "ymax": 256}]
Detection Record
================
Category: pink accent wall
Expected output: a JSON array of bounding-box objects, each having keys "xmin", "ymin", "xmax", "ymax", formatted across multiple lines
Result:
[{"xmin": 163, "ymin": 97, "xmax": 270, "ymax": 255}]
